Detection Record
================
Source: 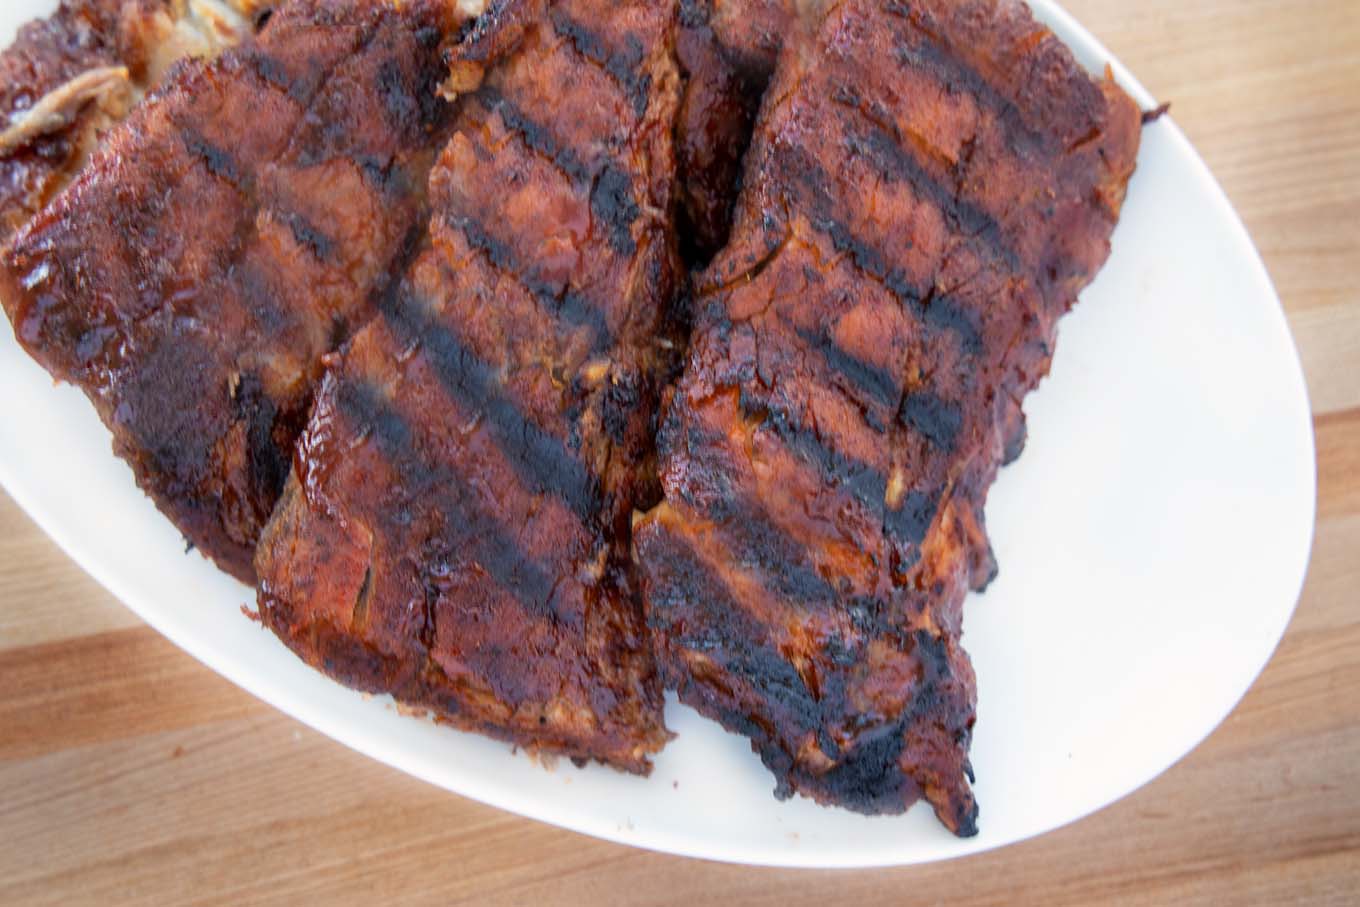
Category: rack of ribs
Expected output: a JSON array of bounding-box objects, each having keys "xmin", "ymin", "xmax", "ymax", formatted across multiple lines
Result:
[
  {"xmin": 635, "ymin": 0, "xmax": 1140, "ymax": 834},
  {"xmin": 0, "ymin": 0, "xmax": 469, "ymax": 582},
  {"xmin": 0, "ymin": 0, "xmax": 270, "ymax": 240},
  {"xmin": 254, "ymin": 0, "xmax": 681, "ymax": 771}
]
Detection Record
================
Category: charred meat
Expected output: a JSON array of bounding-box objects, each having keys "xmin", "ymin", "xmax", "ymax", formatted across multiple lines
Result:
[
  {"xmin": 254, "ymin": 0, "xmax": 682, "ymax": 771},
  {"xmin": 635, "ymin": 0, "xmax": 1140, "ymax": 834},
  {"xmin": 0, "ymin": 0, "xmax": 464, "ymax": 581},
  {"xmin": 0, "ymin": 0, "xmax": 268, "ymax": 239},
  {"xmin": 674, "ymin": 0, "xmax": 796, "ymax": 262}
]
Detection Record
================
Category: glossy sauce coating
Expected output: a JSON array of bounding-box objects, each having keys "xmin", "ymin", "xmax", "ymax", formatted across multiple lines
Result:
[
  {"xmin": 674, "ymin": 0, "xmax": 796, "ymax": 262},
  {"xmin": 255, "ymin": 0, "xmax": 682, "ymax": 771},
  {"xmin": 0, "ymin": 0, "xmax": 268, "ymax": 241},
  {"xmin": 636, "ymin": 0, "xmax": 1140, "ymax": 834},
  {"xmin": 0, "ymin": 0, "xmax": 141, "ymax": 239},
  {"xmin": 0, "ymin": 0, "xmax": 460, "ymax": 581}
]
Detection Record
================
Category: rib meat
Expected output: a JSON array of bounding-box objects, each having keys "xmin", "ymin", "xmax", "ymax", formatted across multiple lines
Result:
[
  {"xmin": 674, "ymin": 0, "xmax": 795, "ymax": 262},
  {"xmin": 0, "ymin": 0, "xmax": 266, "ymax": 240},
  {"xmin": 635, "ymin": 0, "xmax": 1140, "ymax": 833},
  {"xmin": 254, "ymin": 0, "xmax": 681, "ymax": 771},
  {"xmin": 0, "ymin": 0, "xmax": 464, "ymax": 582}
]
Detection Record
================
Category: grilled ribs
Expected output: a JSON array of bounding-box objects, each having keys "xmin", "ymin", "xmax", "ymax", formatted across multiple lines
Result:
[
  {"xmin": 254, "ymin": 0, "xmax": 680, "ymax": 771},
  {"xmin": 635, "ymin": 0, "xmax": 1140, "ymax": 833},
  {"xmin": 0, "ymin": 0, "xmax": 1144, "ymax": 822},
  {"xmin": 0, "ymin": 0, "xmax": 266, "ymax": 240},
  {"xmin": 0, "ymin": 0, "xmax": 465, "ymax": 582},
  {"xmin": 674, "ymin": 0, "xmax": 794, "ymax": 262}
]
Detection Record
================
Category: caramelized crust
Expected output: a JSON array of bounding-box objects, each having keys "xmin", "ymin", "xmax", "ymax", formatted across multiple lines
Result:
[
  {"xmin": 0, "ymin": 0, "xmax": 462, "ymax": 582},
  {"xmin": 255, "ymin": 0, "xmax": 681, "ymax": 772},
  {"xmin": 674, "ymin": 0, "xmax": 796, "ymax": 262},
  {"xmin": 0, "ymin": 0, "xmax": 265, "ymax": 240},
  {"xmin": 636, "ymin": 0, "xmax": 1140, "ymax": 833},
  {"xmin": 0, "ymin": 0, "xmax": 1144, "ymax": 816}
]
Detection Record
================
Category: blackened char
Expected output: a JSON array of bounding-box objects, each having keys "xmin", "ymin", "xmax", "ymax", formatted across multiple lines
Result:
[
  {"xmin": 635, "ymin": 0, "xmax": 1140, "ymax": 834},
  {"xmin": 254, "ymin": 0, "xmax": 683, "ymax": 772},
  {"xmin": 0, "ymin": 0, "xmax": 467, "ymax": 581}
]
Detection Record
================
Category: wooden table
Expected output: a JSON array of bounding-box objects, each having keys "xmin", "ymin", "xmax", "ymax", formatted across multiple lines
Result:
[{"xmin": 2, "ymin": 1, "xmax": 1356, "ymax": 903}]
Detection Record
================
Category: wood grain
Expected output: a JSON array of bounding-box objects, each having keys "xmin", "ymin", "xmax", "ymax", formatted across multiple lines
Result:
[{"xmin": 1, "ymin": 0, "xmax": 1357, "ymax": 903}]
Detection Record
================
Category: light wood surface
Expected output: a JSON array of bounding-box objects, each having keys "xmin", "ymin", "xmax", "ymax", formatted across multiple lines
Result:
[{"xmin": 2, "ymin": 1, "xmax": 1357, "ymax": 903}]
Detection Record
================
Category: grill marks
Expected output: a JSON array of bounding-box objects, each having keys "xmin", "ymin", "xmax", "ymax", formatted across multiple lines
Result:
[
  {"xmin": 476, "ymin": 85, "xmax": 591, "ymax": 183},
  {"xmin": 476, "ymin": 83, "xmax": 642, "ymax": 258},
  {"xmin": 449, "ymin": 212, "xmax": 612, "ymax": 348},
  {"xmin": 796, "ymin": 326, "xmax": 900, "ymax": 411},
  {"xmin": 279, "ymin": 209, "xmax": 339, "ymax": 263},
  {"xmin": 181, "ymin": 128, "xmax": 246, "ymax": 185},
  {"xmin": 0, "ymin": 0, "xmax": 460, "ymax": 582},
  {"xmin": 548, "ymin": 8, "xmax": 650, "ymax": 117},
  {"xmin": 744, "ymin": 396, "xmax": 888, "ymax": 512},
  {"xmin": 255, "ymin": 0, "xmax": 681, "ymax": 771},
  {"xmin": 883, "ymin": 1, "xmax": 1048, "ymax": 155},
  {"xmin": 590, "ymin": 161, "xmax": 642, "ymax": 257},
  {"xmin": 335, "ymin": 380, "xmax": 561, "ymax": 611},
  {"xmin": 900, "ymin": 391, "xmax": 963, "ymax": 450},
  {"xmin": 377, "ymin": 281, "xmax": 603, "ymax": 523},
  {"xmin": 777, "ymin": 144, "xmax": 987, "ymax": 355},
  {"xmin": 843, "ymin": 119, "xmax": 1017, "ymax": 270},
  {"xmin": 636, "ymin": 0, "xmax": 1141, "ymax": 835}
]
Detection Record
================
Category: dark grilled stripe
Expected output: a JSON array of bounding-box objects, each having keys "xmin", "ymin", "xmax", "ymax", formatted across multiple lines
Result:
[
  {"xmin": 590, "ymin": 161, "xmax": 641, "ymax": 257},
  {"xmin": 335, "ymin": 379, "xmax": 559, "ymax": 608},
  {"xmin": 780, "ymin": 145, "xmax": 984, "ymax": 354},
  {"xmin": 812, "ymin": 211, "xmax": 983, "ymax": 354},
  {"xmin": 794, "ymin": 326, "xmax": 900, "ymax": 412},
  {"xmin": 374, "ymin": 57, "xmax": 422, "ymax": 131},
  {"xmin": 738, "ymin": 392, "xmax": 887, "ymax": 512},
  {"xmin": 450, "ymin": 214, "xmax": 612, "ymax": 348},
  {"xmin": 548, "ymin": 8, "xmax": 651, "ymax": 117},
  {"xmin": 644, "ymin": 519, "xmax": 784, "ymax": 647},
  {"xmin": 642, "ymin": 524, "xmax": 826, "ymax": 737},
  {"xmin": 678, "ymin": 0, "xmax": 711, "ymax": 29},
  {"xmin": 842, "ymin": 116, "xmax": 1019, "ymax": 270},
  {"xmin": 476, "ymin": 85, "xmax": 591, "ymax": 184},
  {"xmin": 882, "ymin": 1, "xmax": 1048, "ymax": 155},
  {"xmin": 899, "ymin": 391, "xmax": 962, "ymax": 450},
  {"xmin": 737, "ymin": 391, "xmax": 943, "ymax": 549},
  {"xmin": 673, "ymin": 416, "xmax": 838, "ymax": 604},
  {"xmin": 236, "ymin": 258, "xmax": 297, "ymax": 339},
  {"xmin": 920, "ymin": 293, "xmax": 983, "ymax": 352},
  {"xmin": 181, "ymin": 128, "xmax": 244, "ymax": 186},
  {"xmin": 377, "ymin": 279, "xmax": 603, "ymax": 525},
  {"xmin": 248, "ymin": 51, "xmax": 296, "ymax": 98},
  {"xmin": 277, "ymin": 209, "xmax": 336, "ymax": 261},
  {"xmin": 884, "ymin": 487, "xmax": 939, "ymax": 546},
  {"xmin": 721, "ymin": 525, "xmax": 827, "ymax": 611},
  {"xmin": 474, "ymin": 86, "xmax": 641, "ymax": 257},
  {"xmin": 715, "ymin": 642, "xmax": 820, "ymax": 724}
]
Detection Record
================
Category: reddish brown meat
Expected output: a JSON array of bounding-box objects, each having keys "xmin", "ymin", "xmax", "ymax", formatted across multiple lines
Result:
[
  {"xmin": 674, "ymin": 0, "xmax": 795, "ymax": 262},
  {"xmin": 255, "ymin": 0, "xmax": 681, "ymax": 771},
  {"xmin": 635, "ymin": 0, "xmax": 1140, "ymax": 833},
  {"xmin": 1, "ymin": 0, "xmax": 137, "ymax": 239},
  {"xmin": 0, "ymin": 0, "xmax": 266, "ymax": 240},
  {"xmin": 0, "ymin": 0, "xmax": 464, "ymax": 582}
]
